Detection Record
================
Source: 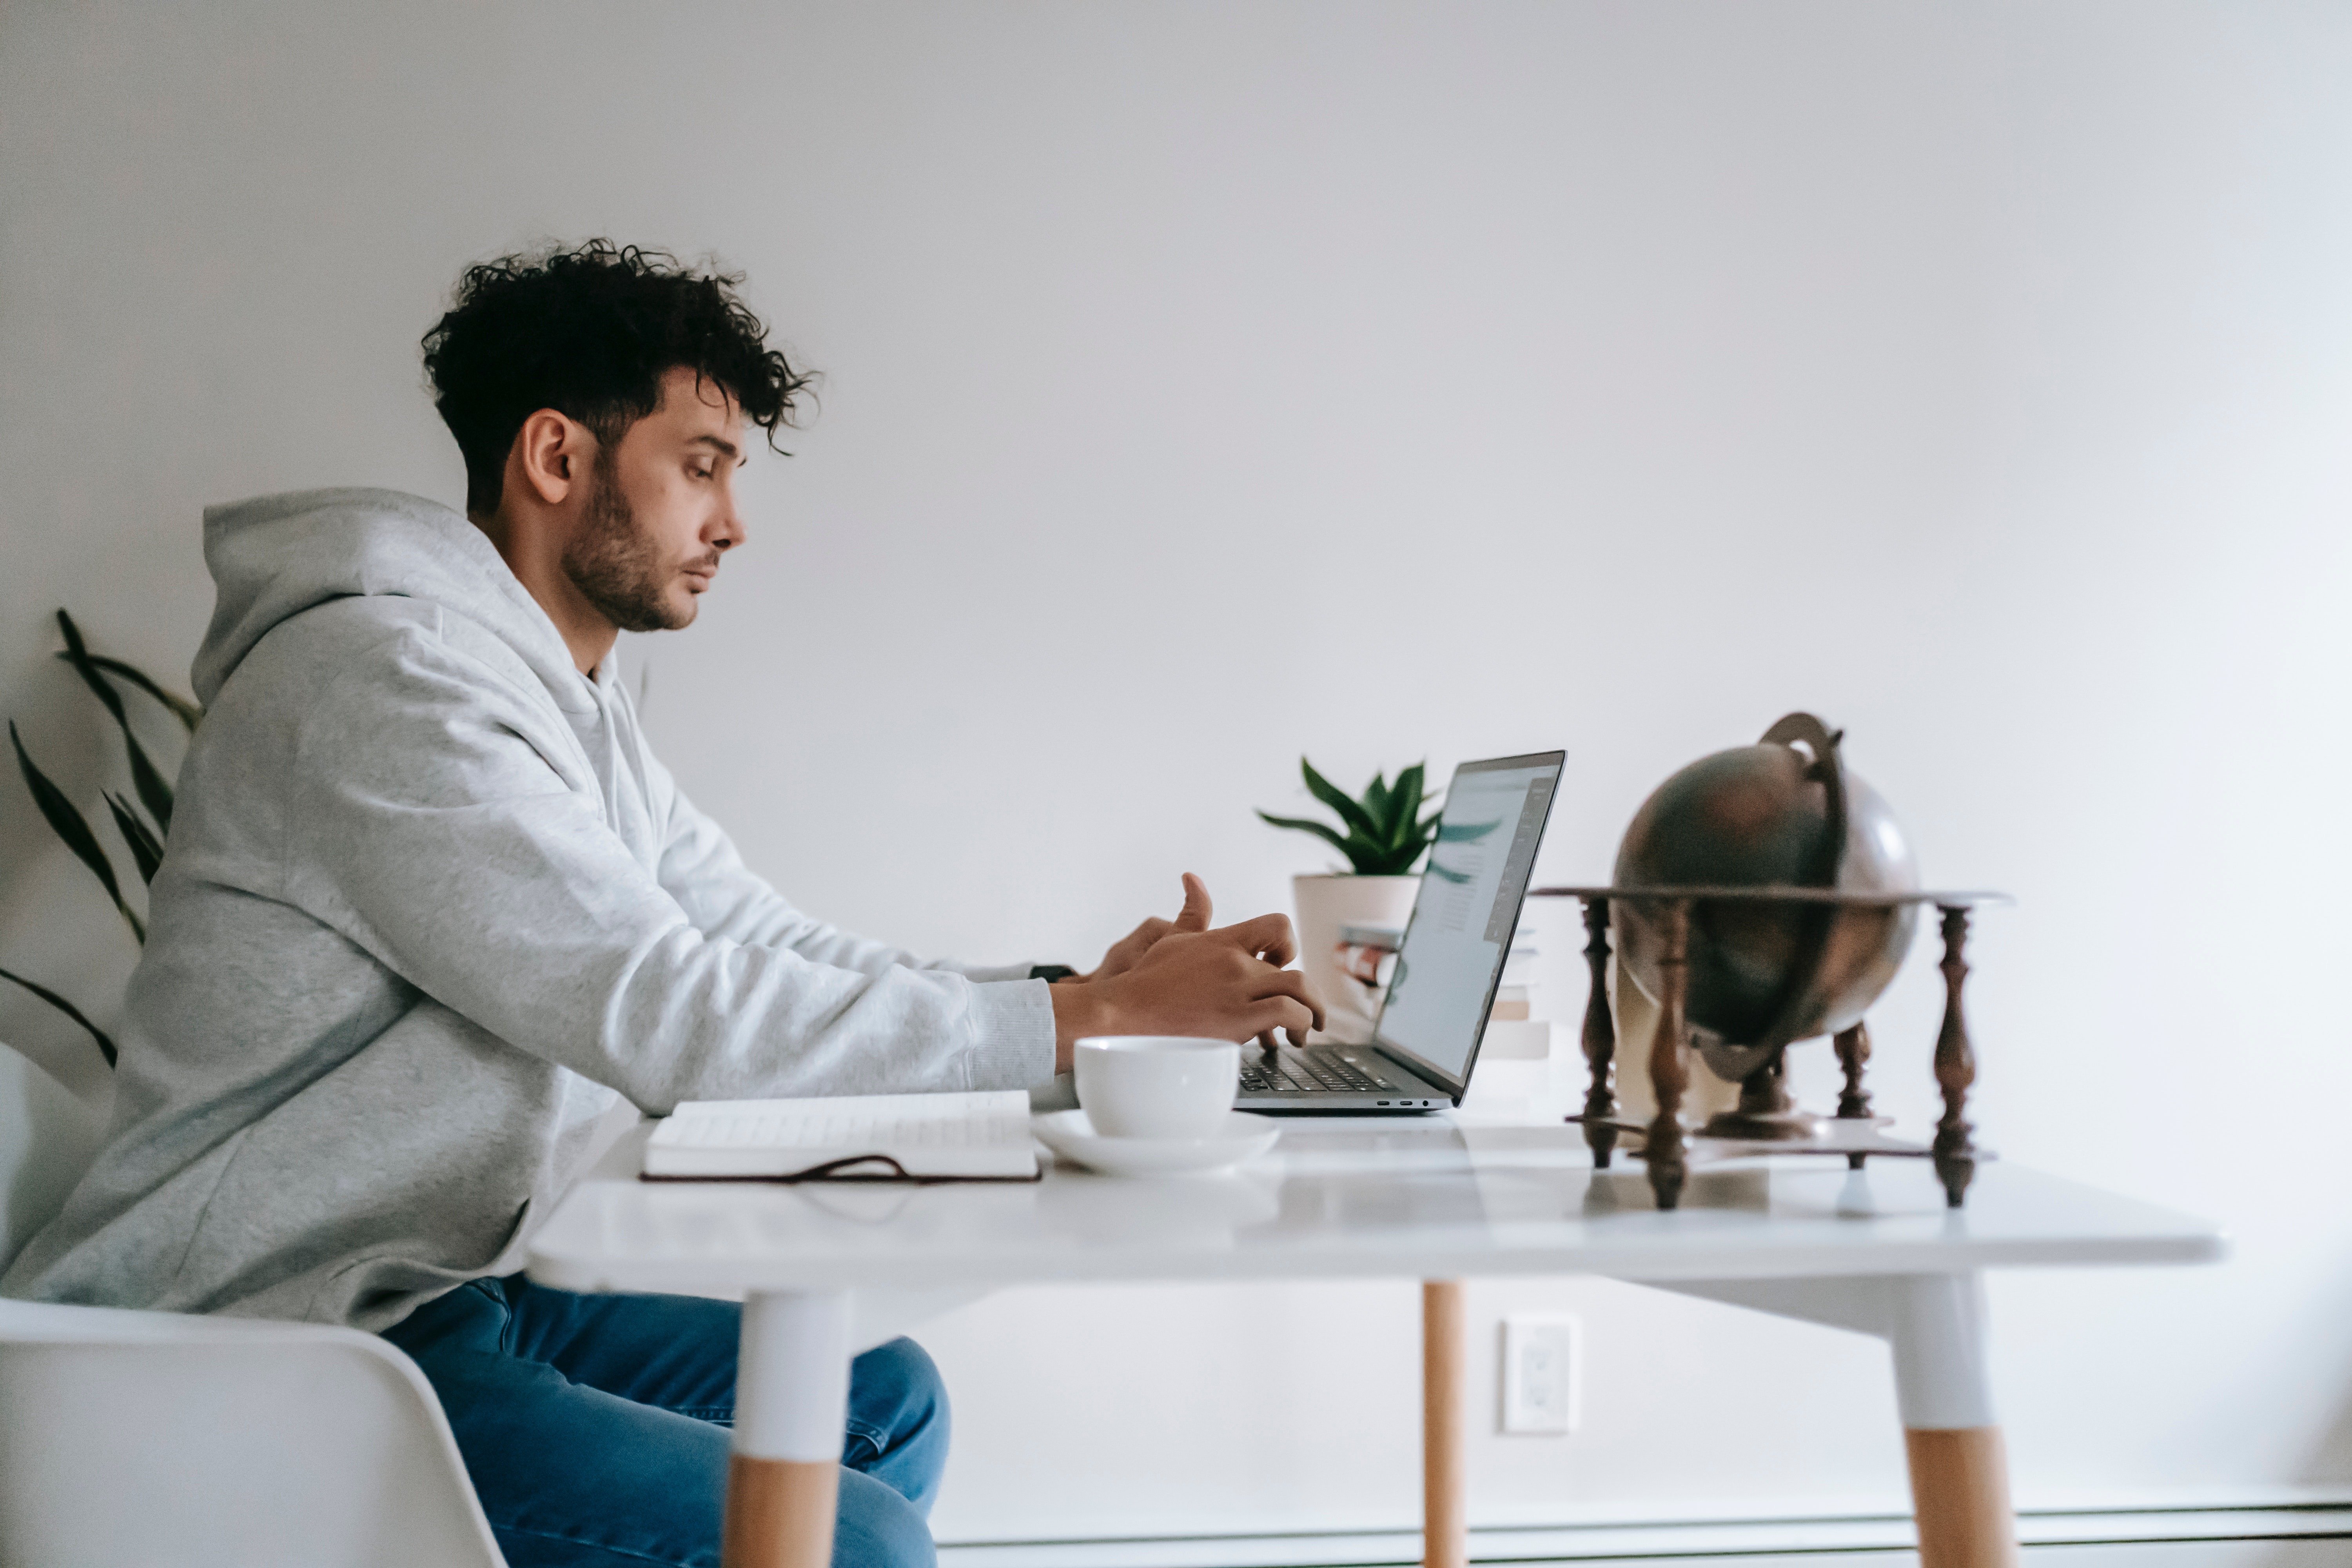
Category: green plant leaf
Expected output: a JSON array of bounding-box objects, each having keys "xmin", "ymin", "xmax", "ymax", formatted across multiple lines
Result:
[
  {"xmin": 56, "ymin": 610, "xmax": 174, "ymax": 833},
  {"xmin": 126, "ymin": 735, "xmax": 173, "ymax": 834},
  {"xmin": 1389, "ymin": 763, "xmax": 1426, "ymax": 850},
  {"xmin": 10, "ymin": 720, "xmax": 143, "ymax": 943},
  {"xmin": 0, "ymin": 964, "xmax": 118, "ymax": 1068},
  {"xmin": 1362, "ymin": 772, "xmax": 1393, "ymax": 841},
  {"xmin": 106, "ymin": 792, "xmax": 165, "ymax": 885},
  {"xmin": 1255, "ymin": 811, "xmax": 1355, "ymax": 858},
  {"xmin": 1299, "ymin": 757, "xmax": 1381, "ymax": 843},
  {"xmin": 60, "ymin": 652, "xmax": 202, "ymax": 733}
]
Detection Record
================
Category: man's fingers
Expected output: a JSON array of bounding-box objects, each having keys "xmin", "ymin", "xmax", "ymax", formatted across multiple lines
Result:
[
  {"xmin": 1173, "ymin": 873, "xmax": 1214, "ymax": 933},
  {"xmin": 1216, "ymin": 912, "xmax": 1297, "ymax": 966},
  {"xmin": 1249, "ymin": 967, "xmax": 1326, "ymax": 1032},
  {"xmin": 1243, "ymin": 996, "xmax": 1316, "ymax": 1048}
]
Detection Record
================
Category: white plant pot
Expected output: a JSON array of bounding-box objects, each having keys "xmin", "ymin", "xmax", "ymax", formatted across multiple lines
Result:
[{"xmin": 1291, "ymin": 874, "xmax": 1420, "ymax": 1044}]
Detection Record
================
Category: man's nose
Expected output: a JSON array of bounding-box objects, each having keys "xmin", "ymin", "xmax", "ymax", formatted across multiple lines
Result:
[{"xmin": 710, "ymin": 496, "xmax": 746, "ymax": 552}]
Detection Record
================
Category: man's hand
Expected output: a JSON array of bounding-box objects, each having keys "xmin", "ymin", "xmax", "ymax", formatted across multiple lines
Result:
[
  {"xmin": 1080, "ymin": 872, "xmax": 1293, "ymax": 982},
  {"xmin": 1049, "ymin": 874, "xmax": 1321, "ymax": 1069}
]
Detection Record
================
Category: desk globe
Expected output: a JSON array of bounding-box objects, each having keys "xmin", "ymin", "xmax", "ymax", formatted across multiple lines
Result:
[{"xmin": 1537, "ymin": 714, "xmax": 2005, "ymax": 1211}]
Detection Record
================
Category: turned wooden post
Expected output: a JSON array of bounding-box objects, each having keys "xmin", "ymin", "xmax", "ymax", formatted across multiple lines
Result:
[
  {"xmin": 1644, "ymin": 898, "xmax": 1691, "ymax": 1210},
  {"xmin": 1932, "ymin": 907, "xmax": 1979, "ymax": 1208},
  {"xmin": 1835, "ymin": 1022, "xmax": 1874, "ymax": 1170},
  {"xmin": 1578, "ymin": 897, "xmax": 1618, "ymax": 1168}
]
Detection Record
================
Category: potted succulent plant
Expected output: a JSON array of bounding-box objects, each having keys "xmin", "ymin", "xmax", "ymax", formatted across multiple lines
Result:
[{"xmin": 1257, "ymin": 759, "xmax": 1443, "ymax": 1042}]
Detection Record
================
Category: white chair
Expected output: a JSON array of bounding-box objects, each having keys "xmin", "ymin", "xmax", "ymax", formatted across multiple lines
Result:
[
  {"xmin": 0, "ymin": 1297, "xmax": 505, "ymax": 1568},
  {"xmin": 2, "ymin": 1044, "xmax": 975, "ymax": 1567},
  {"xmin": 0, "ymin": 1048, "xmax": 504, "ymax": 1568}
]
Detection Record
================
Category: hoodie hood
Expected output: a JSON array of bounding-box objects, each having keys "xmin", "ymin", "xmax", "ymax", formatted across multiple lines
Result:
[{"xmin": 192, "ymin": 487, "xmax": 591, "ymax": 713}]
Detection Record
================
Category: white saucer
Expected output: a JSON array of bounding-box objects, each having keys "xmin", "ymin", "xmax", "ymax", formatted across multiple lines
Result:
[{"xmin": 1033, "ymin": 1109, "xmax": 1281, "ymax": 1177}]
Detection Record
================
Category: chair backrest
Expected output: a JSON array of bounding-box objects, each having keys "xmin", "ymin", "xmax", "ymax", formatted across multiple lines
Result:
[{"xmin": 0, "ymin": 1298, "xmax": 504, "ymax": 1568}]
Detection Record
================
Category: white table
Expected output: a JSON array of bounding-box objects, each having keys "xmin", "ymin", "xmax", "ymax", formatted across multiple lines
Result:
[{"xmin": 526, "ymin": 1117, "xmax": 2221, "ymax": 1568}]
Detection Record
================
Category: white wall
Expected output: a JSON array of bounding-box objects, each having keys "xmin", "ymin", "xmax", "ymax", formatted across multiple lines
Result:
[{"xmin": 4, "ymin": 0, "xmax": 2349, "ymax": 1540}]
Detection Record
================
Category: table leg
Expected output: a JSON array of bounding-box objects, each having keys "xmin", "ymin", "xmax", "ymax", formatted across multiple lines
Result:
[
  {"xmin": 726, "ymin": 1290, "xmax": 853, "ymax": 1568},
  {"xmin": 1647, "ymin": 1274, "xmax": 2019, "ymax": 1568},
  {"xmin": 1889, "ymin": 1274, "xmax": 2017, "ymax": 1568},
  {"xmin": 1422, "ymin": 1280, "xmax": 1466, "ymax": 1568}
]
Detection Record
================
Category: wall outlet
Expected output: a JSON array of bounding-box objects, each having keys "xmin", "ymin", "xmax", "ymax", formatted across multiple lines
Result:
[{"xmin": 1499, "ymin": 1313, "xmax": 1581, "ymax": 1434}]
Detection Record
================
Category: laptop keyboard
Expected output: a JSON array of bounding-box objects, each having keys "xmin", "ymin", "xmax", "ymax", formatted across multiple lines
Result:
[{"xmin": 1238, "ymin": 1051, "xmax": 1405, "ymax": 1095}]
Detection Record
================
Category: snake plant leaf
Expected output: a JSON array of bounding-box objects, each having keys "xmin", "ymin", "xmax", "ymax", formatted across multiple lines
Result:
[
  {"xmin": 106, "ymin": 792, "xmax": 166, "ymax": 885},
  {"xmin": 1299, "ymin": 758, "xmax": 1381, "ymax": 843},
  {"xmin": 10, "ymin": 722, "xmax": 144, "ymax": 942},
  {"xmin": 0, "ymin": 963, "xmax": 117, "ymax": 1068},
  {"xmin": 56, "ymin": 610, "xmax": 175, "ymax": 833},
  {"xmin": 1390, "ymin": 764, "xmax": 1425, "ymax": 842},
  {"xmin": 60, "ymin": 652, "xmax": 203, "ymax": 733},
  {"xmin": 1362, "ymin": 773, "xmax": 1393, "ymax": 839},
  {"xmin": 1254, "ymin": 811, "xmax": 1354, "ymax": 857},
  {"xmin": 123, "ymin": 730, "xmax": 173, "ymax": 835}
]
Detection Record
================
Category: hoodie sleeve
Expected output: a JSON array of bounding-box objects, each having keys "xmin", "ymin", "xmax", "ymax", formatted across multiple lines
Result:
[
  {"xmin": 648, "ymin": 760, "xmax": 1037, "ymax": 984},
  {"xmin": 283, "ymin": 628, "xmax": 1057, "ymax": 1111}
]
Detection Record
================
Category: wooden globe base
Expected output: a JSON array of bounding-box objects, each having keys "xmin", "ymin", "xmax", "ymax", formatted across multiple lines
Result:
[
  {"xmin": 1697, "ymin": 1044, "xmax": 1822, "ymax": 1142},
  {"xmin": 1541, "ymin": 887, "xmax": 2005, "ymax": 1211},
  {"xmin": 1700, "ymin": 1105, "xmax": 1824, "ymax": 1142}
]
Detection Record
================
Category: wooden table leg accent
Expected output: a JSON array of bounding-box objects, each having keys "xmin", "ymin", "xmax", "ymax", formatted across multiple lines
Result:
[
  {"xmin": 1577, "ymin": 897, "xmax": 1618, "ymax": 1169},
  {"xmin": 1906, "ymin": 1427, "xmax": 2019, "ymax": 1568},
  {"xmin": 1643, "ymin": 898, "xmax": 1691, "ymax": 1210},
  {"xmin": 725, "ymin": 1456, "xmax": 838, "ymax": 1568},
  {"xmin": 1422, "ymin": 1280, "xmax": 1466, "ymax": 1568},
  {"xmin": 1889, "ymin": 1272, "xmax": 2016, "ymax": 1568},
  {"xmin": 726, "ymin": 1290, "xmax": 853, "ymax": 1568}
]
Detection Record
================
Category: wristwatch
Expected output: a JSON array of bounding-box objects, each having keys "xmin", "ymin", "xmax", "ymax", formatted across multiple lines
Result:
[{"xmin": 1028, "ymin": 964, "xmax": 1079, "ymax": 984}]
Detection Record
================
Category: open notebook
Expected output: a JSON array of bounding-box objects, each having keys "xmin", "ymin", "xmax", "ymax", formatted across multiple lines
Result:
[{"xmin": 641, "ymin": 1090, "xmax": 1040, "ymax": 1182}]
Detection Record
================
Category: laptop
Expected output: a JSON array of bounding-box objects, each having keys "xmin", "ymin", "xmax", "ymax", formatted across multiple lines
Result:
[{"xmin": 1237, "ymin": 750, "xmax": 1565, "ymax": 1112}]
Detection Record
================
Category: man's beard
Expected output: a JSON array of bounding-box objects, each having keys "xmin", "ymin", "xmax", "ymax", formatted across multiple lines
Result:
[{"xmin": 562, "ymin": 455, "xmax": 694, "ymax": 633}]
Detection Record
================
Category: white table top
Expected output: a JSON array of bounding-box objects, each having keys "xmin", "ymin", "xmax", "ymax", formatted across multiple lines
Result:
[{"xmin": 524, "ymin": 1116, "xmax": 2224, "ymax": 1297}]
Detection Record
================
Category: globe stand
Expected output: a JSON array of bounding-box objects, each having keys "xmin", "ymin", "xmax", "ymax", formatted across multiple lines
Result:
[
  {"xmin": 1834, "ymin": 1023, "xmax": 1875, "ymax": 1169},
  {"xmin": 1701, "ymin": 1051, "xmax": 1822, "ymax": 1143},
  {"xmin": 1537, "ymin": 888, "xmax": 2006, "ymax": 1212}
]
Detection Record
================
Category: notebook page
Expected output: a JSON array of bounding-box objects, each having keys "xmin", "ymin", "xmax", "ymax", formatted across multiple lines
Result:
[{"xmin": 643, "ymin": 1091, "xmax": 1037, "ymax": 1179}]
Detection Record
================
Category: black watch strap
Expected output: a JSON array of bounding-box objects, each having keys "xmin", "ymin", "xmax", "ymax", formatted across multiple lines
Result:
[{"xmin": 1028, "ymin": 964, "xmax": 1079, "ymax": 984}]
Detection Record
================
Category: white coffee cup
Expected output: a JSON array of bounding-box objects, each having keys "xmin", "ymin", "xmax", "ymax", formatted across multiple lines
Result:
[{"xmin": 1073, "ymin": 1036, "xmax": 1241, "ymax": 1140}]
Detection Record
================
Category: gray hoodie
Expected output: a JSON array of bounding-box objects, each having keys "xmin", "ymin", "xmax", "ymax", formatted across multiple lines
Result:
[{"xmin": 3, "ymin": 488, "xmax": 1055, "ymax": 1330}]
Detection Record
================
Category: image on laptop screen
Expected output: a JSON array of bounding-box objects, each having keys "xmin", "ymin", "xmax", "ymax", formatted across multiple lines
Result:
[{"xmin": 1372, "ymin": 752, "xmax": 1563, "ymax": 1091}]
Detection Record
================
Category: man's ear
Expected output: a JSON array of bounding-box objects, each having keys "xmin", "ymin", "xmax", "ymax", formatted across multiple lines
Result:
[{"xmin": 512, "ymin": 408, "xmax": 590, "ymax": 507}]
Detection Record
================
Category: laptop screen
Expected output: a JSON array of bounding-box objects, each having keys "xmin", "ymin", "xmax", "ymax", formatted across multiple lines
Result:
[{"xmin": 1370, "ymin": 751, "xmax": 1564, "ymax": 1093}]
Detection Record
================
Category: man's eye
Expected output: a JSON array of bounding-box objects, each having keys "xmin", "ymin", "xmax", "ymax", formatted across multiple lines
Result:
[{"xmin": 692, "ymin": 466, "xmax": 715, "ymax": 481}]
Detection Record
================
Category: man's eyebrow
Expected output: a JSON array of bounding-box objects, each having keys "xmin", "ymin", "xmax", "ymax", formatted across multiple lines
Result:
[{"xmin": 688, "ymin": 433, "xmax": 743, "ymax": 463}]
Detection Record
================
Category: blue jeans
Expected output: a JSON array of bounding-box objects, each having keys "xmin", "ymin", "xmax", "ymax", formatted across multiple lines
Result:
[{"xmin": 383, "ymin": 1275, "xmax": 948, "ymax": 1568}]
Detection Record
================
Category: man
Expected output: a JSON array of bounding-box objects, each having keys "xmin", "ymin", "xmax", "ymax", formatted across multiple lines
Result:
[{"xmin": 4, "ymin": 241, "xmax": 1320, "ymax": 1568}]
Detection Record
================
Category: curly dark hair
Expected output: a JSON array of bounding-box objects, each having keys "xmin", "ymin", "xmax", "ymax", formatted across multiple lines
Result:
[{"xmin": 421, "ymin": 240, "xmax": 815, "ymax": 515}]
